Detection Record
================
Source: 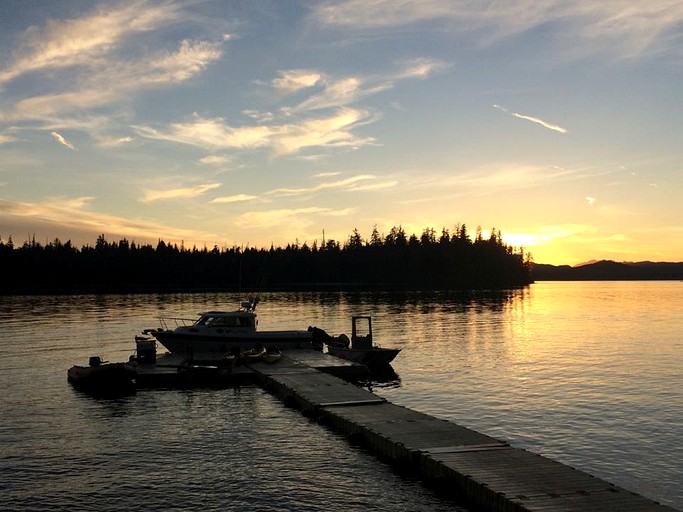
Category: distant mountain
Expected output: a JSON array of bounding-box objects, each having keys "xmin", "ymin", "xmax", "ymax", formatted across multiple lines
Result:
[{"xmin": 531, "ymin": 260, "xmax": 683, "ymax": 281}]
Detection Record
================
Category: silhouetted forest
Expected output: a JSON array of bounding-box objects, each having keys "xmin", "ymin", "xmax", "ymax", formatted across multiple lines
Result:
[{"xmin": 0, "ymin": 225, "xmax": 532, "ymax": 294}]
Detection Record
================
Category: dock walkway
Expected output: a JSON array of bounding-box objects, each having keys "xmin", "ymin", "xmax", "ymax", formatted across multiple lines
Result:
[
  {"xmin": 250, "ymin": 350, "xmax": 677, "ymax": 512},
  {"xmin": 133, "ymin": 350, "xmax": 676, "ymax": 511}
]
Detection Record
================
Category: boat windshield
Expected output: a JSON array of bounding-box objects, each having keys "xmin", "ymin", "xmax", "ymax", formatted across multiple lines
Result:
[{"xmin": 195, "ymin": 315, "xmax": 254, "ymax": 328}]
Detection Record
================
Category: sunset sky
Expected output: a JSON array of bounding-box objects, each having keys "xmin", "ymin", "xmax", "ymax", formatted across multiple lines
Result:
[{"xmin": 1, "ymin": 1, "xmax": 681, "ymax": 265}]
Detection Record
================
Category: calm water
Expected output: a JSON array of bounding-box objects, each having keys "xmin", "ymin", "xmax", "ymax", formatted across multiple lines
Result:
[{"xmin": 1, "ymin": 282, "xmax": 681, "ymax": 510}]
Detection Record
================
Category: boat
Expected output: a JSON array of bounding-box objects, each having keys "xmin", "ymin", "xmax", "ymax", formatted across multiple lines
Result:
[
  {"xmin": 314, "ymin": 316, "xmax": 401, "ymax": 366},
  {"xmin": 238, "ymin": 345, "xmax": 266, "ymax": 364},
  {"xmin": 67, "ymin": 356, "xmax": 137, "ymax": 395},
  {"xmin": 142, "ymin": 300, "xmax": 313, "ymax": 356},
  {"xmin": 263, "ymin": 346, "xmax": 282, "ymax": 364},
  {"xmin": 327, "ymin": 344, "xmax": 401, "ymax": 366}
]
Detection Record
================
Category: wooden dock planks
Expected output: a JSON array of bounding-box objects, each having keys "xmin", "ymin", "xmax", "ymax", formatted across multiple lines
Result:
[
  {"xmin": 253, "ymin": 363, "xmax": 678, "ymax": 512},
  {"xmin": 258, "ymin": 370, "xmax": 385, "ymax": 414}
]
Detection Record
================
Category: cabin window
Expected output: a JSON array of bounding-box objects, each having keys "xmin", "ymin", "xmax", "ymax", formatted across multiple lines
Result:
[{"xmin": 207, "ymin": 316, "xmax": 245, "ymax": 327}]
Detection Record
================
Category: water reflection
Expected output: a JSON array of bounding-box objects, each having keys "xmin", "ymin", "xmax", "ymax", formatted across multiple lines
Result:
[{"xmin": 358, "ymin": 364, "xmax": 402, "ymax": 391}]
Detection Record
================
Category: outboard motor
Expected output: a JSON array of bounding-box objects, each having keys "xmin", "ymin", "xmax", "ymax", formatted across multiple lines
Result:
[{"xmin": 308, "ymin": 326, "xmax": 339, "ymax": 351}]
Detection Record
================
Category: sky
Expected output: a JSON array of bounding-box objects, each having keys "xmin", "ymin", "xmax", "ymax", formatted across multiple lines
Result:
[{"xmin": 0, "ymin": 0, "xmax": 681, "ymax": 265}]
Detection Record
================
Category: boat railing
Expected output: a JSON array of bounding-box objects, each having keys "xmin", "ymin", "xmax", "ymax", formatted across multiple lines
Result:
[{"xmin": 159, "ymin": 317, "xmax": 196, "ymax": 330}]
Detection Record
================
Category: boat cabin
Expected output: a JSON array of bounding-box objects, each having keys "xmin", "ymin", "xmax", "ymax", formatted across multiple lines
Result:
[{"xmin": 193, "ymin": 311, "xmax": 257, "ymax": 331}]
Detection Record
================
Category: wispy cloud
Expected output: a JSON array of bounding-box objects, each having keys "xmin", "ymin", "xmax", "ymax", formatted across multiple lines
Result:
[
  {"xmin": 312, "ymin": 0, "xmax": 683, "ymax": 60},
  {"xmin": 290, "ymin": 77, "xmax": 392, "ymax": 112},
  {"xmin": 134, "ymin": 108, "xmax": 377, "ymax": 155},
  {"xmin": 393, "ymin": 57, "xmax": 451, "ymax": 79},
  {"xmin": 266, "ymin": 174, "xmax": 375, "ymax": 197},
  {"xmin": 50, "ymin": 131, "xmax": 76, "ymax": 150},
  {"xmin": 97, "ymin": 136, "xmax": 135, "ymax": 148},
  {"xmin": 0, "ymin": 196, "xmax": 219, "ymax": 243},
  {"xmin": 0, "ymin": 0, "xmax": 184, "ymax": 84},
  {"xmin": 273, "ymin": 108, "xmax": 377, "ymax": 155},
  {"xmin": 511, "ymin": 113, "xmax": 568, "ymax": 134},
  {"xmin": 458, "ymin": 164, "xmax": 574, "ymax": 190},
  {"xmin": 272, "ymin": 70, "xmax": 323, "ymax": 93},
  {"xmin": 493, "ymin": 104, "xmax": 568, "ymax": 134},
  {"xmin": 349, "ymin": 180, "xmax": 398, "ymax": 192},
  {"xmin": 10, "ymin": 40, "xmax": 222, "ymax": 120},
  {"xmin": 210, "ymin": 194, "xmax": 257, "ymax": 204},
  {"xmin": 0, "ymin": 133, "xmax": 17, "ymax": 145},
  {"xmin": 283, "ymin": 58, "xmax": 448, "ymax": 113},
  {"xmin": 199, "ymin": 155, "xmax": 232, "ymax": 165},
  {"xmin": 236, "ymin": 207, "xmax": 331, "ymax": 229},
  {"xmin": 141, "ymin": 183, "xmax": 221, "ymax": 202},
  {"xmin": 312, "ymin": 0, "xmax": 455, "ymax": 28}
]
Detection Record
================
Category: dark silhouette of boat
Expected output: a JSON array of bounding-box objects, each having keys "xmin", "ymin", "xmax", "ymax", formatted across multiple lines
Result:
[
  {"xmin": 67, "ymin": 356, "xmax": 136, "ymax": 395},
  {"xmin": 142, "ymin": 300, "xmax": 312, "ymax": 355},
  {"xmin": 312, "ymin": 316, "xmax": 401, "ymax": 366}
]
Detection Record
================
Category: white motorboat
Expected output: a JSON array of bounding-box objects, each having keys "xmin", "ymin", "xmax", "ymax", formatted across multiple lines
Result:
[{"xmin": 143, "ymin": 301, "xmax": 313, "ymax": 356}]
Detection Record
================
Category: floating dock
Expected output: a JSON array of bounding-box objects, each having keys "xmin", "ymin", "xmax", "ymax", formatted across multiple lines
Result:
[
  {"xmin": 132, "ymin": 350, "xmax": 676, "ymax": 512},
  {"xmin": 251, "ymin": 352, "xmax": 676, "ymax": 512},
  {"xmin": 134, "ymin": 349, "xmax": 370, "ymax": 388}
]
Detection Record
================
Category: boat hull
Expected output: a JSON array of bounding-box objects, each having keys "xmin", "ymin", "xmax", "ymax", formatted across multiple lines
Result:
[
  {"xmin": 67, "ymin": 363, "xmax": 137, "ymax": 395},
  {"xmin": 151, "ymin": 329, "xmax": 313, "ymax": 355},
  {"xmin": 327, "ymin": 346, "xmax": 400, "ymax": 366}
]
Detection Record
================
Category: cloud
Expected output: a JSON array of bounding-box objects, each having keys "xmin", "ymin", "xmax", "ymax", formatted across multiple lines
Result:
[
  {"xmin": 133, "ymin": 39, "xmax": 222, "ymax": 85},
  {"xmin": 393, "ymin": 57, "xmax": 451, "ymax": 79},
  {"xmin": 50, "ymin": 131, "xmax": 76, "ymax": 150},
  {"xmin": 272, "ymin": 70, "xmax": 323, "ymax": 93},
  {"xmin": 10, "ymin": 40, "xmax": 222, "ymax": 120},
  {"xmin": 0, "ymin": 0, "xmax": 184, "ymax": 84},
  {"xmin": 312, "ymin": 0, "xmax": 683, "ymax": 60},
  {"xmin": 457, "ymin": 164, "xmax": 574, "ymax": 190},
  {"xmin": 266, "ymin": 174, "xmax": 375, "ymax": 197},
  {"xmin": 141, "ymin": 183, "xmax": 221, "ymax": 202},
  {"xmin": 199, "ymin": 155, "xmax": 232, "ymax": 165},
  {"xmin": 210, "ymin": 194, "xmax": 257, "ymax": 204},
  {"xmin": 134, "ymin": 108, "xmax": 377, "ymax": 155},
  {"xmin": 511, "ymin": 113, "xmax": 568, "ymax": 134},
  {"xmin": 236, "ymin": 206, "xmax": 331, "ymax": 229},
  {"xmin": 349, "ymin": 180, "xmax": 398, "ymax": 192},
  {"xmin": 242, "ymin": 110, "xmax": 275, "ymax": 123},
  {"xmin": 0, "ymin": 133, "xmax": 17, "ymax": 145},
  {"xmin": 97, "ymin": 136, "xmax": 135, "ymax": 148},
  {"xmin": 494, "ymin": 104, "xmax": 568, "ymax": 134},
  {"xmin": 312, "ymin": 0, "xmax": 456, "ymax": 28},
  {"xmin": 134, "ymin": 115, "xmax": 274, "ymax": 149},
  {"xmin": 285, "ymin": 58, "xmax": 448, "ymax": 113},
  {"xmin": 291, "ymin": 77, "xmax": 368, "ymax": 111},
  {"xmin": 273, "ymin": 108, "xmax": 377, "ymax": 155},
  {"xmin": 0, "ymin": 196, "xmax": 219, "ymax": 244}
]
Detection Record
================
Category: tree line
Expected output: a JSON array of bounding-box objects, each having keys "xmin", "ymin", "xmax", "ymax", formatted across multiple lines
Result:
[{"xmin": 0, "ymin": 224, "xmax": 532, "ymax": 294}]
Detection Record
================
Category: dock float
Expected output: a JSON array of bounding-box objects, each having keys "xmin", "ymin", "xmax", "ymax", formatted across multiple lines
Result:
[
  {"xmin": 248, "ymin": 351, "xmax": 677, "ymax": 512},
  {"xmin": 134, "ymin": 348, "xmax": 369, "ymax": 389}
]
